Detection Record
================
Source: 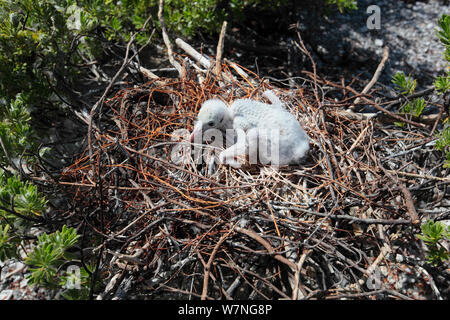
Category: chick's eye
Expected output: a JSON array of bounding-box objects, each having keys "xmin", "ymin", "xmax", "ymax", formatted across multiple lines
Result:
[{"xmin": 207, "ymin": 121, "xmax": 214, "ymax": 127}]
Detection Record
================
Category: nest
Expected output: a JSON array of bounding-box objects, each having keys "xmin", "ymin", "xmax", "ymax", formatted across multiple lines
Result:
[{"xmin": 60, "ymin": 37, "xmax": 449, "ymax": 300}]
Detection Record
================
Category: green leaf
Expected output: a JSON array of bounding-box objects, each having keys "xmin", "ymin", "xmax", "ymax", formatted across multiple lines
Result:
[
  {"xmin": 434, "ymin": 73, "xmax": 450, "ymax": 94},
  {"xmin": 417, "ymin": 220, "xmax": 450, "ymax": 266},
  {"xmin": 25, "ymin": 226, "xmax": 80, "ymax": 287},
  {"xmin": 392, "ymin": 72, "xmax": 417, "ymax": 95},
  {"xmin": 437, "ymin": 14, "xmax": 450, "ymax": 47}
]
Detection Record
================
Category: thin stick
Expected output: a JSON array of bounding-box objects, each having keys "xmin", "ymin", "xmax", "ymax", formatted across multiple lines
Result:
[
  {"xmin": 0, "ymin": 136, "xmax": 19, "ymax": 173},
  {"xmin": 201, "ymin": 230, "xmax": 232, "ymax": 300},
  {"xmin": 385, "ymin": 170, "xmax": 450, "ymax": 182},
  {"xmin": 215, "ymin": 21, "xmax": 228, "ymax": 77},
  {"xmin": 235, "ymin": 227, "xmax": 298, "ymax": 271},
  {"xmin": 175, "ymin": 38, "xmax": 211, "ymax": 69},
  {"xmin": 399, "ymin": 184, "xmax": 420, "ymax": 224},
  {"xmin": 316, "ymin": 76, "xmax": 428, "ymax": 128},
  {"xmin": 158, "ymin": 0, "xmax": 184, "ymax": 77},
  {"xmin": 274, "ymin": 205, "xmax": 412, "ymax": 225},
  {"xmin": 292, "ymin": 249, "xmax": 311, "ymax": 300},
  {"xmin": 265, "ymin": 189, "xmax": 281, "ymax": 237},
  {"xmin": 349, "ymin": 46, "xmax": 389, "ymax": 111},
  {"xmin": 294, "ymin": 29, "xmax": 320, "ymax": 106},
  {"xmin": 326, "ymin": 289, "xmax": 413, "ymax": 300},
  {"xmin": 418, "ymin": 266, "xmax": 443, "ymax": 300},
  {"xmin": 346, "ymin": 125, "xmax": 370, "ymax": 155},
  {"xmin": 430, "ymin": 99, "xmax": 445, "ymax": 136},
  {"xmin": 367, "ymin": 97, "xmax": 427, "ymax": 128},
  {"xmin": 87, "ymin": 16, "xmax": 153, "ymax": 174}
]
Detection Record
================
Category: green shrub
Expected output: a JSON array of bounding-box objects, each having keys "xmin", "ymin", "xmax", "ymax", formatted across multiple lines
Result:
[
  {"xmin": 25, "ymin": 225, "xmax": 80, "ymax": 286},
  {"xmin": 24, "ymin": 225, "xmax": 92, "ymax": 299},
  {"xmin": 392, "ymin": 72, "xmax": 417, "ymax": 96},
  {"xmin": 0, "ymin": 224, "xmax": 18, "ymax": 260},
  {"xmin": 391, "ymin": 72, "xmax": 428, "ymax": 127},
  {"xmin": 0, "ymin": 93, "xmax": 35, "ymax": 165},
  {"xmin": 436, "ymin": 126, "xmax": 450, "ymax": 168},
  {"xmin": 435, "ymin": 14, "xmax": 450, "ymax": 168},
  {"xmin": 417, "ymin": 220, "xmax": 450, "ymax": 266},
  {"xmin": 325, "ymin": 0, "xmax": 357, "ymax": 12},
  {"xmin": 0, "ymin": 169, "xmax": 48, "ymax": 221}
]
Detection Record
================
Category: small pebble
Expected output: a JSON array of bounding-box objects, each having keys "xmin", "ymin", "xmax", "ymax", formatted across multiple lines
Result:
[
  {"xmin": 0, "ymin": 289, "xmax": 13, "ymax": 300},
  {"xmin": 20, "ymin": 278, "xmax": 28, "ymax": 289}
]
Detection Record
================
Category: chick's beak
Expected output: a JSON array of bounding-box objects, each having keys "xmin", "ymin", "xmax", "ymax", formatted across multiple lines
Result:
[{"xmin": 190, "ymin": 122, "xmax": 202, "ymax": 143}]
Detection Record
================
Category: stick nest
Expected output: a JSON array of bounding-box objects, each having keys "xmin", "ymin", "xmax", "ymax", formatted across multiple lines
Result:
[{"xmin": 60, "ymin": 55, "xmax": 449, "ymax": 300}]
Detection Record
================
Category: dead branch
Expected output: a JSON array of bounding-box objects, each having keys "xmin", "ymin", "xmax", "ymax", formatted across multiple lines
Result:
[{"xmin": 158, "ymin": 0, "xmax": 184, "ymax": 77}]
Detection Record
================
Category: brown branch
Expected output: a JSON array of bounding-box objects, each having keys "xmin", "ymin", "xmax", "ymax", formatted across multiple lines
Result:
[
  {"xmin": 201, "ymin": 229, "xmax": 232, "ymax": 300},
  {"xmin": 349, "ymin": 46, "xmax": 389, "ymax": 110},
  {"xmin": 399, "ymin": 184, "xmax": 420, "ymax": 225},
  {"xmin": 430, "ymin": 99, "xmax": 445, "ymax": 136},
  {"xmin": 158, "ymin": 0, "xmax": 184, "ymax": 78},
  {"xmin": 215, "ymin": 21, "xmax": 228, "ymax": 77},
  {"xmin": 294, "ymin": 27, "xmax": 320, "ymax": 106},
  {"xmin": 314, "ymin": 75, "xmax": 428, "ymax": 129},
  {"xmin": 235, "ymin": 227, "xmax": 298, "ymax": 271}
]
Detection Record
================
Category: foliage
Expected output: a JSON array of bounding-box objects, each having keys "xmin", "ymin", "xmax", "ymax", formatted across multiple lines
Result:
[
  {"xmin": 0, "ymin": 169, "xmax": 48, "ymax": 221},
  {"xmin": 0, "ymin": 1, "xmax": 73, "ymax": 102},
  {"xmin": 434, "ymin": 72, "xmax": 450, "ymax": 94},
  {"xmin": 435, "ymin": 14, "xmax": 450, "ymax": 94},
  {"xmin": 434, "ymin": 14, "xmax": 450, "ymax": 168},
  {"xmin": 403, "ymin": 97, "xmax": 426, "ymax": 117},
  {"xmin": 435, "ymin": 14, "xmax": 450, "ymax": 95},
  {"xmin": 417, "ymin": 220, "xmax": 450, "ymax": 266},
  {"xmin": 325, "ymin": 0, "xmax": 358, "ymax": 13},
  {"xmin": 435, "ymin": 126, "xmax": 450, "ymax": 168},
  {"xmin": 0, "ymin": 224, "xmax": 18, "ymax": 260},
  {"xmin": 25, "ymin": 225, "xmax": 81, "ymax": 287},
  {"xmin": 59, "ymin": 264, "xmax": 92, "ymax": 300},
  {"xmin": 391, "ymin": 72, "xmax": 427, "ymax": 127},
  {"xmin": 0, "ymin": 93, "xmax": 36, "ymax": 165},
  {"xmin": 433, "ymin": 15, "xmax": 450, "ymax": 94},
  {"xmin": 392, "ymin": 15, "xmax": 450, "ymax": 166},
  {"xmin": 0, "ymin": 166, "xmax": 49, "ymax": 265},
  {"xmin": 392, "ymin": 72, "xmax": 417, "ymax": 96},
  {"xmin": 437, "ymin": 14, "xmax": 450, "ymax": 47}
]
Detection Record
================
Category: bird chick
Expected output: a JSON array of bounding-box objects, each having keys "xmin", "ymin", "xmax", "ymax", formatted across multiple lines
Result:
[
  {"xmin": 190, "ymin": 99, "xmax": 233, "ymax": 143},
  {"xmin": 190, "ymin": 91, "xmax": 309, "ymax": 168}
]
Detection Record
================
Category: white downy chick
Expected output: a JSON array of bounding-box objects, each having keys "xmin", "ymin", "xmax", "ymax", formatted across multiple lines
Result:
[
  {"xmin": 190, "ymin": 91, "xmax": 309, "ymax": 168},
  {"xmin": 190, "ymin": 99, "xmax": 233, "ymax": 143}
]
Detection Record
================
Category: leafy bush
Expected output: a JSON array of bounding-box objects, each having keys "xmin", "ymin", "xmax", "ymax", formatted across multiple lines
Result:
[
  {"xmin": 59, "ymin": 263, "xmax": 92, "ymax": 300},
  {"xmin": 417, "ymin": 220, "xmax": 450, "ymax": 266},
  {"xmin": 25, "ymin": 225, "xmax": 83, "ymax": 286},
  {"xmin": 391, "ymin": 72, "xmax": 428, "ymax": 127},
  {"xmin": 434, "ymin": 14, "xmax": 450, "ymax": 168},
  {"xmin": 0, "ymin": 93, "xmax": 36, "ymax": 166},
  {"xmin": 392, "ymin": 72, "xmax": 417, "ymax": 96},
  {"xmin": 24, "ymin": 225, "xmax": 92, "ymax": 299},
  {"xmin": 325, "ymin": 0, "xmax": 357, "ymax": 12},
  {"xmin": 390, "ymin": 14, "xmax": 450, "ymax": 169},
  {"xmin": 0, "ymin": 224, "xmax": 17, "ymax": 260},
  {"xmin": 404, "ymin": 14, "xmax": 450, "ymax": 255},
  {"xmin": 435, "ymin": 126, "xmax": 450, "ymax": 167},
  {"xmin": 0, "ymin": 169, "xmax": 48, "ymax": 221}
]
